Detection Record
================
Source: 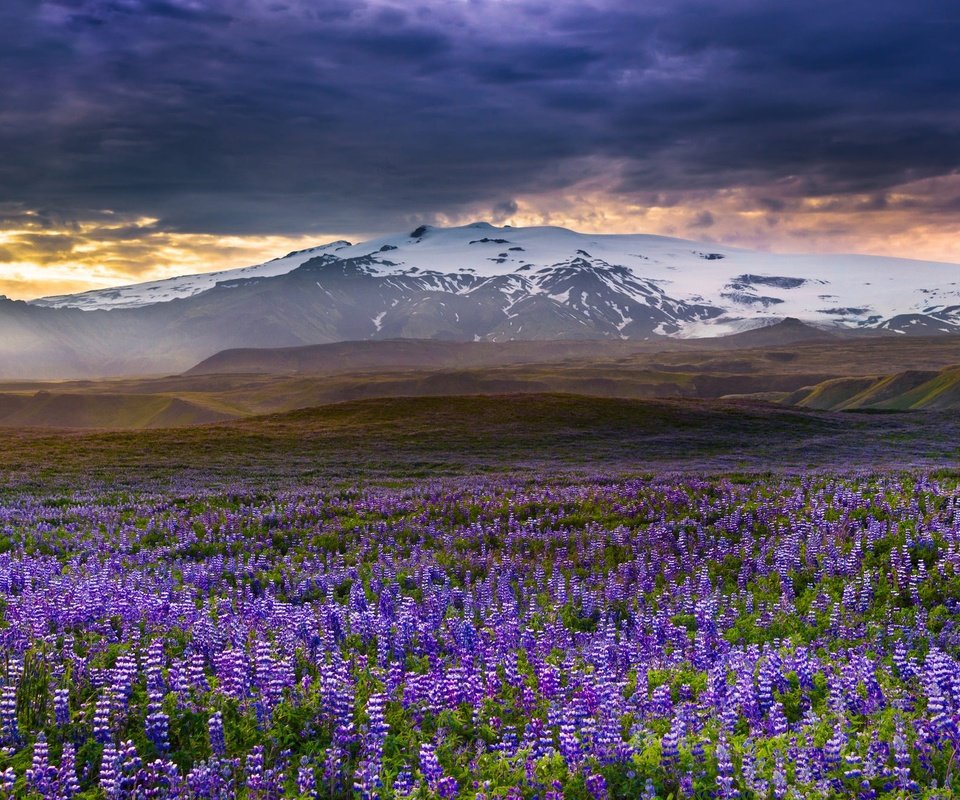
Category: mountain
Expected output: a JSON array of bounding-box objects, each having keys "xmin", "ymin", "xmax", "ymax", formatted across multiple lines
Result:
[
  {"xmin": 183, "ymin": 321, "xmax": 837, "ymax": 379},
  {"xmin": 688, "ymin": 317, "xmax": 840, "ymax": 348},
  {"xmin": 185, "ymin": 338, "xmax": 662, "ymax": 376},
  {"xmin": 31, "ymin": 241, "xmax": 352, "ymax": 310},
  {"xmin": 4, "ymin": 222, "xmax": 960, "ymax": 378}
]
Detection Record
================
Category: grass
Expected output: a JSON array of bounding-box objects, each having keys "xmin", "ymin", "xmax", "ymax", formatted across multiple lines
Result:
[{"xmin": 1, "ymin": 393, "xmax": 958, "ymax": 493}]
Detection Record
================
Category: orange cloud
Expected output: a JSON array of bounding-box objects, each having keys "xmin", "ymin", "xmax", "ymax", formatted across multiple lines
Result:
[
  {"xmin": 445, "ymin": 170, "xmax": 960, "ymax": 264},
  {"xmin": 0, "ymin": 217, "xmax": 347, "ymax": 300},
  {"xmin": 3, "ymin": 174, "xmax": 959, "ymax": 302}
]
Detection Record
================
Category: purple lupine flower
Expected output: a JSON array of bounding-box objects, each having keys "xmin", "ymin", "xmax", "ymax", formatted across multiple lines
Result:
[
  {"xmin": 26, "ymin": 733, "xmax": 55, "ymax": 796},
  {"xmin": 100, "ymin": 742, "xmax": 121, "ymax": 800},
  {"xmin": 791, "ymin": 736, "xmax": 812, "ymax": 787},
  {"xmin": 392, "ymin": 768, "xmax": 414, "ymax": 797},
  {"xmin": 140, "ymin": 758, "xmax": 181, "ymax": 798},
  {"xmin": 842, "ymin": 752, "xmax": 862, "ymax": 782},
  {"xmin": 245, "ymin": 745, "xmax": 265, "ymax": 796},
  {"xmin": 558, "ymin": 707, "xmax": 581, "ymax": 768},
  {"xmin": 145, "ymin": 640, "xmax": 166, "ymax": 698},
  {"xmin": 0, "ymin": 769, "xmax": 14, "ymax": 797},
  {"xmin": 113, "ymin": 655, "xmax": 138, "ymax": 705},
  {"xmin": 585, "ymin": 771, "xmax": 608, "ymax": 800},
  {"xmin": 768, "ymin": 701, "xmax": 788, "ymax": 736},
  {"xmin": 146, "ymin": 703, "xmax": 170, "ymax": 754},
  {"xmin": 297, "ymin": 756, "xmax": 317, "ymax": 799},
  {"xmin": 716, "ymin": 738, "xmax": 738, "ymax": 798},
  {"xmin": 322, "ymin": 745, "xmax": 345, "ymax": 794},
  {"xmin": 0, "ymin": 686, "xmax": 18, "ymax": 746},
  {"xmin": 208, "ymin": 711, "xmax": 226, "ymax": 757},
  {"xmin": 118, "ymin": 739, "xmax": 141, "ymax": 798},
  {"xmin": 53, "ymin": 742, "xmax": 80, "ymax": 800},
  {"xmin": 824, "ymin": 724, "xmax": 845, "ymax": 769},
  {"xmin": 771, "ymin": 752, "xmax": 787, "ymax": 800},
  {"xmin": 54, "ymin": 687, "xmax": 70, "ymax": 727},
  {"xmin": 893, "ymin": 728, "xmax": 918, "ymax": 793},
  {"xmin": 93, "ymin": 690, "xmax": 114, "ymax": 744},
  {"xmin": 436, "ymin": 776, "xmax": 459, "ymax": 799},
  {"xmin": 660, "ymin": 714, "xmax": 681, "ymax": 772},
  {"xmin": 188, "ymin": 653, "xmax": 210, "ymax": 693},
  {"xmin": 57, "ymin": 742, "xmax": 80, "ymax": 799},
  {"xmin": 419, "ymin": 742, "xmax": 443, "ymax": 789},
  {"xmin": 0, "ymin": 470, "xmax": 959, "ymax": 798},
  {"xmin": 740, "ymin": 740, "xmax": 763, "ymax": 797},
  {"xmin": 924, "ymin": 679, "xmax": 956, "ymax": 743},
  {"xmin": 186, "ymin": 758, "xmax": 237, "ymax": 800},
  {"xmin": 354, "ymin": 692, "xmax": 388, "ymax": 799},
  {"xmin": 544, "ymin": 780, "xmax": 564, "ymax": 800}
]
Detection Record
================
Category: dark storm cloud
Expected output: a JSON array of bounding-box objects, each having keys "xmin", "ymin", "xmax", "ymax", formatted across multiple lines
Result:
[{"xmin": 2, "ymin": 0, "xmax": 958, "ymax": 235}]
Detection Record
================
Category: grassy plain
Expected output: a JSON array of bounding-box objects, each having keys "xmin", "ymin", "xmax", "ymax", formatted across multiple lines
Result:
[{"xmin": 2, "ymin": 393, "xmax": 957, "ymax": 493}]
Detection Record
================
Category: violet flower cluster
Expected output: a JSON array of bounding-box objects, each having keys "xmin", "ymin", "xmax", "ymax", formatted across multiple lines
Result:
[{"xmin": 0, "ymin": 474, "xmax": 957, "ymax": 798}]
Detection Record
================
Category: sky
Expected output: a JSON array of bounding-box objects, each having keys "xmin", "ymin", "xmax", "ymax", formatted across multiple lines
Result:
[{"xmin": 1, "ymin": 0, "xmax": 959, "ymax": 299}]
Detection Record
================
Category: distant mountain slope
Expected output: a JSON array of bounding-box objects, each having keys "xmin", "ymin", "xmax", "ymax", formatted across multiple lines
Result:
[
  {"xmin": 186, "ymin": 320, "xmax": 842, "ymax": 376},
  {"xmin": 3, "ymin": 222, "xmax": 960, "ymax": 378},
  {"xmin": 186, "ymin": 338, "xmax": 657, "ymax": 375},
  {"xmin": 784, "ymin": 365, "xmax": 960, "ymax": 411}
]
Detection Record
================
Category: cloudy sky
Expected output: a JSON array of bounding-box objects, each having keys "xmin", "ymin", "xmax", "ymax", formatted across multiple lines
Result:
[{"xmin": 2, "ymin": 0, "xmax": 959, "ymax": 298}]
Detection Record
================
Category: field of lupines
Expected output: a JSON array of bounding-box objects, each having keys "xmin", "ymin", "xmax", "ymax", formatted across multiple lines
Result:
[{"xmin": 0, "ymin": 473, "xmax": 958, "ymax": 798}]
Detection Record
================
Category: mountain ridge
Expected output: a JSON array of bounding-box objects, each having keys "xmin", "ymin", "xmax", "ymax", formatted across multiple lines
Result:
[
  {"xmin": 3, "ymin": 222, "xmax": 960, "ymax": 379},
  {"xmin": 184, "ymin": 319, "xmax": 835, "ymax": 376}
]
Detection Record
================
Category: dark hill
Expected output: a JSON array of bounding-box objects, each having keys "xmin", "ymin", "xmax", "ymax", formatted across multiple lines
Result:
[
  {"xmin": 3, "ymin": 394, "xmax": 959, "ymax": 490},
  {"xmin": 185, "ymin": 338, "xmax": 657, "ymax": 376}
]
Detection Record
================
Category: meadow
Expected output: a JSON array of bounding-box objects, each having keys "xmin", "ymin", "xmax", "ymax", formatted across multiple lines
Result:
[
  {"xmin": 0, "ymin": 393, "xmax": 958, "ymax": 798},
  {"xmin": 0, "ymin": 469, "xmax": 958, "ymax": 798}
]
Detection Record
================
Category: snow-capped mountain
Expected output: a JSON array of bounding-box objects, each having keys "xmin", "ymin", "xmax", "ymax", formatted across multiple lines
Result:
[
  {"xmin": 3, "ymin": 222, "xmax": 960, "ymax": 378},
  {"xmin": 32, "ymin": 240, "xmax": 352, "ymax": 310},
  {"xmin": 31, "ymin": 222, "xmax": 960, "ymax": 335}
]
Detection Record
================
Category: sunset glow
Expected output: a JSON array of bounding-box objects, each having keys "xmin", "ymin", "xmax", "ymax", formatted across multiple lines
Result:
[{"xmin": 5, "ymin": 174, "xmax": 960, "ymax": 300}]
